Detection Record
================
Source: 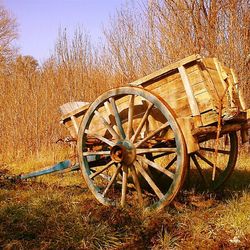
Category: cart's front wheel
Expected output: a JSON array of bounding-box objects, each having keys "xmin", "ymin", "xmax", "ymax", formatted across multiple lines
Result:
[{"xmin": 78, "ymin": 87, "xmax": 187, "ymax": 211}]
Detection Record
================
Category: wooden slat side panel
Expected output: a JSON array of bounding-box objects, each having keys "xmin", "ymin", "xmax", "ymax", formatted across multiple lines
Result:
[
  {"xmin": 230, "ymin": 68, "xmax": 247, "ymax": 110},
  {"xmin": 201, "ymin": 58, "xmax": 242, "ymax": 112},
  {"xmin": 143, "ymin": 63, "xmax": 214, "ymax": 119},
  {"xmin": 129, "ymin": 54, "xmax": 201, "ymax": 87},
  {"xmin": 203, "ymin": 68, "xmax": 230, "ymax": 111},
  {"xmin": 158, "ymin": 81, "xmax": 207, "ymax": 106},
  {"xmin": 195, "ymin": 92, "xmax": 214, "ymax": 114},
  {"xmin": 198, "ymin": 62, "xmax": 220, "ymax": 108},
  {"xmin": 222, "ymin": 67, "xmax": 242, "ymax": 109},
  {"xmin": 204, "ymin": 69, "xmax": 226, "ymax": 99},
  {"xmin": 143, "ymin": 63, "xmax": 203, "ymax": 91},
  {"xmin": 144, "ymin": 82, "xmax": 191, "ymax": 117},
  {"xmin": 225, "ymin": 72, "xmax": 241, "ymax": 108}
]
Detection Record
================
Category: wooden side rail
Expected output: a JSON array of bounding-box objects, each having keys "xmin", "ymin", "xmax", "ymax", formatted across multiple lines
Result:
[{"xmin": 192, "ymin": 121, "xmax": 250, "ymax": 137}]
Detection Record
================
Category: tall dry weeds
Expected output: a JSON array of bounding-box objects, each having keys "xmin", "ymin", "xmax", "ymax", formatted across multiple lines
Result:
[{"xmin": 0, "ymin": 0, "xmax": 249, "ymax": 160}]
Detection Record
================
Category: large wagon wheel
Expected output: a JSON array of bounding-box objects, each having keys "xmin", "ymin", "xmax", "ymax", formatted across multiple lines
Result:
[
  {"xmin": 78, "ymin": 86, "xmax": 188, "ymax": 211},
  {"xmin": 189, "ymin": 132, "xmax": 238, "ymax": 190}
]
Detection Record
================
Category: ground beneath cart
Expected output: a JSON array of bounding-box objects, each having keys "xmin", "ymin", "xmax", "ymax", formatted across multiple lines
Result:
[{"xmin": 0, "ymin": 148, "xmax": 249, "ymax": 249}]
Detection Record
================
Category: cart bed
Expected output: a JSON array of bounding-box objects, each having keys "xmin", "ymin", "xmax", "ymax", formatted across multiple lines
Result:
[{"xmin": 60, "ymin": 54, "xmax": 248, "ymax": 139}]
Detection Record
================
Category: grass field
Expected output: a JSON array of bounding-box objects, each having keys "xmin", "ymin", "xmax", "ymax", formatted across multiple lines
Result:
[{"xmin": 0, "ymin": 148, "xmax": 249, "ymax": 250}]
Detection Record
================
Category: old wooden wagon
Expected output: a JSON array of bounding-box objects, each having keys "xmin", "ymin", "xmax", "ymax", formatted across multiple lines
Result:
[{"xmin": 25, "ymin": 54, "xmax": 250, "ymax": 211}]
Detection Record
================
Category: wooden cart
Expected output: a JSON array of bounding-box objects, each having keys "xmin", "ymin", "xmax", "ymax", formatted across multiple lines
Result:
[{"xmin": 60, "ymin": 54, "xmax": 250, "ymax": 211}]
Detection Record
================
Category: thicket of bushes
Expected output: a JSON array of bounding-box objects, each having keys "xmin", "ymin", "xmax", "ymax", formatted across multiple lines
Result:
[{"xmin": 0, "ymin": 0, "xmax": 249, "ymax": 160}]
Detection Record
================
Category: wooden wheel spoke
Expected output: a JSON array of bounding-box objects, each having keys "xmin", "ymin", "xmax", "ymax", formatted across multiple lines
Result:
[
  {"xmin": 131, "ymin": 103, "xmax": 154, "ymax": 143},
  {"xmin": 130, "ymin": 164, "xmax": 143, "ymax": 206},
  {"xmin": 136, "ymin": 148, "xmax": 176, "ymax": 154},
  {"xmin": 138, "ymin": 155, "xmax": 175, "ymax": 179},
  {"xmin": 165, "ymin": 155, "xmax": 177, "ymax": 170},
  {"xmin": 103, "ymin": 101, "xmax": 112, "ymax": 124},
  {"xmin": 195, "ymin": 152, "xmax": 222, "ymax": 173},
  {"xmin": 200, "ymin": 147, "xmax": 230, "ymax": 155},
  {"xmin": 83, "ymin": 151, "xmax": 110, "ymax": 156},
  {"xmin": 191, "ymin": 154, "xmax": 208, "ymax": 188},
  {"xmin": 85, "ymin": 129, "xmax": 115, "ymax": 147},
  {"xmin": 127, "ymin": 95, "xmax": 134, "ymax": 139},
  {"xmin": 135, "ymin": 122, "xmax": 169, "ymax": 147},
  {"xmin": 135, "ymin": 161, "xmax": 164, "ymax": 199},
  {"xmin": 94, "ymin": 110, "xmax": 120, "ymax": 140},
  {"xmin": 109, "ymin": 97, "xmax": 126, "ymax": 139},
  {"xmin": 89, "ymin": 160, "xmax": 115, "ymax": 179},
  {"xmin": 152, "ymin": 152, "xmax": 175, "ymax": 160},
  {"xmin": 121, "ymin": 165, "xmax": 128, "ymax": 207},
  {"xmin": 102, "ymin": 164, "xmax": 122, "ymax": 197}
]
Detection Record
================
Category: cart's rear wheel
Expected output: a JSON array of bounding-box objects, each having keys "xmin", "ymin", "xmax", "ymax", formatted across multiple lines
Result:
[
  {"xmin": 78, "ymin": 86, "xmax": 188, "ymax": 211},
  {"xmin": 189, "ymin": 132, "xmax": 238, "ymax": 190}
]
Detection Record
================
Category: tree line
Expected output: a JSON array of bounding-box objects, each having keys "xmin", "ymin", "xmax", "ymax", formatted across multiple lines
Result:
[{"xmin": 0, "ymin": 0, "xmax": 249, "ymax": 161}]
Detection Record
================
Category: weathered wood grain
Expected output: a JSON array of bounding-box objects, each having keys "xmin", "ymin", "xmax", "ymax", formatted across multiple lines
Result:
[{"xmin": 61, "ymin": 54, "xmax": 244, "ymax": 138}]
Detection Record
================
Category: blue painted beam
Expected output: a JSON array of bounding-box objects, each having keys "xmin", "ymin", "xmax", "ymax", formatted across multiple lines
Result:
[{"xmin": 20, "ymin": 160, "xmax": 72, "ymax": 180}]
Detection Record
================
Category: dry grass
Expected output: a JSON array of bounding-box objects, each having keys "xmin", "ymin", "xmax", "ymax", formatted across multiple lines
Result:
[
  {"xmin": 0, "ymin": 150, "xmax": 249, "ymax": 250},
  {"xmin": 0, "ymin": 0, "xmax": 249, "ymax": 248}
]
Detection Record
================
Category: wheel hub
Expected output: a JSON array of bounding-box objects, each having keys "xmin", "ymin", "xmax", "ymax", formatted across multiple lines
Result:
[{"xmin": 110, "ymin": 140, "xmax": 136, "ymax": 165}]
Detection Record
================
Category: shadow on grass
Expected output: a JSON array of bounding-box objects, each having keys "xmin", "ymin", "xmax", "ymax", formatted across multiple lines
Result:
[
  {"xmin": 0, "ymin": 184, "xmax": 148, "ymax": 249},
  {"xmin": 180, "ymin": 167, "xmax": 250, "ymax": 207},
  {"xmin": 184, "ymin": 168, "xmax": 250, "ymax": 190}
]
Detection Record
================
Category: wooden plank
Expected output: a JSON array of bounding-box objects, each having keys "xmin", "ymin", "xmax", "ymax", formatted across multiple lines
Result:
[
  {"xmin": 247, "ymin": 109, "xmax": 250, "ymax": 119},
  {"xmin": 61, "ymin": 103, "xmax": 90, "ymax": 121},
  {"xmin": 187, "ymin": 67, "xmax": 206, "ymax": 83},
  {"xmin": 84, "ymin": 102, "xmax": 171, "ymax": 142},
  {"xmin": 202, "ymin": 58, "xmax": 231, "ymax": 109},
  {"xmin": 144, "ymin": 72, "xmax": 181, "ymax": 91},
  {"xmin": 202, "ymin": 58, "xmax": 217, "ymax": 70},
  {"xmin": 129, "ymin": 54, "xmax": 201, "ymax": 87},
  {"xmin": 178, "ymin": 66, "xmax": 201, "ymax": 118},
  {"xmin": 200, "ymin": 110, "xmax": 218, "ymax": 126},
  {"xmin": 143, "ymin": 74, "xmax": 212, "ymax": 119},
  {"xmin": 226, "ymin": 72, "xmax": 241, "ymax": 108},
  {"xmin": 221, "ymin": 65, "xmax": 232, "ymax": 75},
  {"xmin": 230, "ymin": 68, "xmax": 248, "ymax": 111},
  {"xmin": 195, "ymin": 92, "xmax": 214, "ymax": 115},
  {"xmin": 158, "ymin": 81, "xmax": 207, "ymax": 104},
  {"xmin": 185, "ymin": 63, "xmax": 201, "ymax": 73},
  {"xmin": 198, "ymin": 63, "xmax": 220, "ymax": 105},
  {"xmin": 230, "ymin": 68, "xmax": 238, "ymax": 84},
  {"xmin": 213, "ymin": 58, "xmax": 228, "ymax": 92},
  {"xmin": 146, "ymin": 70, "xmax": 205, "ymax": 97},
  {"xmin": 177, "ymin": 117, "xmax": 199, "ymax": 153},
  {"xmin": 205, "ymin": 69, "xmax": 229, "ymax": 109},
  {"xmin": 201, "ymin": 59, "xmax": 242, "ymax": 111},
  {"xmin": 59, "ymin": 101, "xmax": 89, "ymax": 115}
]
